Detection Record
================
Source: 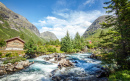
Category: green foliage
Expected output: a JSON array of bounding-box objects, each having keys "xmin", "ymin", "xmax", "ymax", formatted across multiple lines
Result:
[
  {"xmin": 0, "ymin": 39, "xmax": 6, "ymax": 47},
  {"xmin": 37, "ymin": 46, "xmax": 47, "ymax": 53},
  {"xmin": 0, "ymin": 52, "xmax": 2, "ymax": 57},
  {"xmin": 37, "ymin": 41, "xmax": 43, "ymax": 46},
  {"xmin": 100, "ymin": 0, "xmax": 130, "ymax": 69},
  {"xmin": 5, "ymin": 53, "xmax": 12, "ymax": 57},
  {"xmin": 87, "ymin": 44, "xmax": 95, "ymax": 49},
  {"xmin": 3, "ymin": 57, "xmax": 26, "ymax": 64},
  {"xmin": 60, "ymin": 31, "xmax": 85, "ymax": 53},
  {"xmin": 75, "ymin": 49, "xmax": 81, "ymax": 52},
  {"xmin": 20, "ymin": 33, "xmax": 25, "ymax": 40},
  {"xmin": 73, "ymin": 32, "xmax": 85, "ymax": 50},
  {"xmin": 24, "ymin": 39, "xmax": 37, "ymax": 54},
  {"xmin": 4, "ymin": 21, "xmax": 10, "ymax": 27},
  {"xmin": 47, "ymin": 46, "xmax": 56, "ymax": 52},
  {"xmin": 14, "ymin": 53, "xmax": 19, "ymax": 57},
  {"xmin": 109, "ymin": 70, "xmax": 130, "ymax": 81},
  {"xmin": 99, "ymin": 30, "xmax": 105, "ymax": 38},
  {"xmin": 60, "ymin": 31, "xmax": 73, "ymax": 53},
  {"xmin": 46, "ymin": 39, "xmax": 60, "ymax": 46}
]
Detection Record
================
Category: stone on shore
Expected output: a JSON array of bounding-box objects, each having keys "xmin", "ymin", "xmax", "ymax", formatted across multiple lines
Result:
[{"xmin": 0, "ymin": 60, "xmax": 32, "ymax": 76}]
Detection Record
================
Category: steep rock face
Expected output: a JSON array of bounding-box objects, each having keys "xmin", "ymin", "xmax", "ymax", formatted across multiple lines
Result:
[
  {"xmin": 0, "ymin": 2, "xmax": 40, "ymax": 36},
  {"xmin": 40, "ymin": 31, "xmax": 58, "ymax": 41},
  {"xmin": 83, "ymin": 15, "xmax": 109, "ymax": 38}
]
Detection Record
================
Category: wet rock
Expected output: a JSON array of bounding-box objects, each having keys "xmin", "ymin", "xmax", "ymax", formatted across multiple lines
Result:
[
  {"xmin": 15, "ymin": 63, "xmax": 24, "ymax": 70},
  {"xmin": 43, "ymin": 57, "xmax": 52, "ymax": 61},
  {"xmin": 22, "ymin": 60, "xmax": 29, "ymax": 67},
  {"xmin": 58, "ymin": 59, "xmax": 73, "ymax": 68},
  {"xmin": 25, "ymin": 54, "xmax": 37, "ymax": 59},
  {"xmin": 52, "ymin": 75, "xmax": 70, "ymax": 81},
  {"xmin": 0, "ymin": 66, "xmax": 7, "ymax": 76},
  {"xmin": 0, "ymin": 60, "xmax": 31, "ymax": 76},
  {"xmin": 6, "ymin": 65, "xmax": 14, "ymax": 72}
]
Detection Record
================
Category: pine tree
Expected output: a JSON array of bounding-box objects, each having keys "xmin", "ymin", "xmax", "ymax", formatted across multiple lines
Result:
[
  {"xmin": 102, "ymin": 0, "xmax": 130, "ymax": 68},
  {"xmin": 60, "ymin": 31, "xmax": 72, "ymax": 53}
]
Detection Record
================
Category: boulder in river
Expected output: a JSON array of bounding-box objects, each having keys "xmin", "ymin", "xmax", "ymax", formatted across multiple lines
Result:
[{"xmin": 58, "ymin": 59, "xmax": 73, "ymax": 69}]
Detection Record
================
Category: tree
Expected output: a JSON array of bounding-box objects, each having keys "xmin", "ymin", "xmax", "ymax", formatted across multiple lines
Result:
[
  {"xmin": 99, "ymin": 30, "xmax": 105, "ymax": 38},
  {"xmin": 0, "ymin": 39, "xmax": 6, "ymax": 48},
  {"xmin": 101, "ymin": 0, "xmax": 130, "ymax": 69},
  {"xmin": 60, "ymin": 31, "xmax": 73, "ymax": 53},
  {"xmin": 24, "ymin": 39, "xmax": 37, "ymax": 54},
  {"xmin": 73, "ymin": 32, "xmax": 85, "ymax": 50}
]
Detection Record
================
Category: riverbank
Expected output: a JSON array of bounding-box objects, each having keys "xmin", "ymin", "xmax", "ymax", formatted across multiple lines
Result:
[{"xmin": 0, "ymin": 59, "xmax": 34, "ymax": 77}]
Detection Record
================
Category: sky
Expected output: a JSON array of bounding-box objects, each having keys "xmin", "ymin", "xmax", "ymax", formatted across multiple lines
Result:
[{"xmin": 0, "ymin": 0, "xmax": 110, "ymax": 39}]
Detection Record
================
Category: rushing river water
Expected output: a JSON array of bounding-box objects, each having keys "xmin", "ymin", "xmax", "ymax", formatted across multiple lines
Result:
[{"xmin": 0, "ymin": 53, "xmax": 102, "ymax": 81}]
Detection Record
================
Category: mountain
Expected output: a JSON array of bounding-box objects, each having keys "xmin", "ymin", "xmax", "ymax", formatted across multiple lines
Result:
[
  {"xmin": 40, "ymin": 31, "xmax": 58, "ymax": 41},
  {"xmin": 83, "ymin": 15, "xmax": 110, "ymax": 38},
  {"xmin": 0, "ymin": 2, "xmax": 45, "ymax": 43}
]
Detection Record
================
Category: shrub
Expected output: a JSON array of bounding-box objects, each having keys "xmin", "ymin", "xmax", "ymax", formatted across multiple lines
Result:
[
  {"xmin": 72, "ymin": 49, "xmax": 76, "ymax": 53},
  {"xmin": 37, "ymin": 46, "xmax": 47, "ymax": 53},
  {"xmin": 87, "ymin": 44, "xmax": 94, "ymax": 49},
  {"xmin": 75, "ymin": 49, "xmax": 81, "ymax": 52},
  {"xmin": 47, "ymin": 47, "xmax": 56, "ymax": 52},
  {"xmin": 14, "ymin": 53, "xmax": 19, "ymax": 57},
  {"xmin": 109, "ymin": 70, "xmax": 130, "ymax": 81},
  {"xmin": 5, "ymin": 53, "xmax": 12, "ymax": 57},
  {"xmin": 1, "ymin": 55, "xmax": 5, "ymax": 58},
  {"xmin": 0, "ymin": 52, "xmax": 2, "ymax": 57},
  {"xmin": 47, "ymin": 46, "xmax": 57, "ymax": 53}
]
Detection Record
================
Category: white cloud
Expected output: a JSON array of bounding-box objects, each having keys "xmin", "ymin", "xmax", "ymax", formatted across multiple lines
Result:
[
  {"xmin": 83, "ymin": 0, "xmax": 95, "ymax": 6},
  {"xmin": 34, "ymin": 10, "xmax": 106, "ymax": 40},
  {"xmin": 46, "ymin": 16, "xmax": 57, "ymax": 20}
]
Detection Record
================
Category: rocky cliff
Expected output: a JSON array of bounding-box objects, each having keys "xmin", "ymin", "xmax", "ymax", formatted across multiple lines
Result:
[
  {"xmin": 40, "ymin": 31, "xmax": 58, "ymax": 41},
  {"xmin": 0, "ymin": 2, "xmax": 40, "ymax": 36},
  {"xmin": 83, "ymin": 15, "xmax": 110, "ymax": 38}
]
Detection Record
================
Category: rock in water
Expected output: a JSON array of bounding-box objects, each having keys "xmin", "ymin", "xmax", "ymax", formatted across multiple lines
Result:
[{"xmin": 58, "ymin": 59, "xmax": 73, "ymax": 68}]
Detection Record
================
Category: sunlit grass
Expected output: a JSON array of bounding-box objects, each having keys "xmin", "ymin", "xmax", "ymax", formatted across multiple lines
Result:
[{"xmin": 109, "ymin": 70, "xmax": 130, "ymax": 81}]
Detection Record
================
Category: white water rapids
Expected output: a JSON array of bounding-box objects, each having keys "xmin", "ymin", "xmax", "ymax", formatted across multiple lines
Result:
[{"xmin": 0, "ymin": 53, "xmax": 102, "ymax": 81}]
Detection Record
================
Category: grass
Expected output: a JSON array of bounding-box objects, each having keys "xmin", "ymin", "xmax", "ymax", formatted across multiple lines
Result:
[
  {"xmin": 109, "ymin": 70, "xmax": 130, "ymax": 81},
  {"xmin": 50, "ymin": 45, "xmax": 64, "ymax": 53},
  {"xmin": 85, "ymin": 28, "xmax": 109, "ymax": 41},
  {"xmin": 0, "ymin": 50, "xmax": 25, "ymax": 58},
  {"xmin": 3, "ymin": 56, "xmax": 26, "ymax": 64}
]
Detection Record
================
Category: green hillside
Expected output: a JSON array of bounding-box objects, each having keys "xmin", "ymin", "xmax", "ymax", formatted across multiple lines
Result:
[
  {"xmin": 85, "ymin": 28, "xmax": 110, "ymax": 48},
  {"xmin": 0, "ymin": 17, "xmax": 46, "ymax": 43}
]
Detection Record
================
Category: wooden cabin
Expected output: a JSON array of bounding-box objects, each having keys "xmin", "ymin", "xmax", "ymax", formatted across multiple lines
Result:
[{"xmin": 5, "ymin": 37, "xmax": 25, "ymax": 50}]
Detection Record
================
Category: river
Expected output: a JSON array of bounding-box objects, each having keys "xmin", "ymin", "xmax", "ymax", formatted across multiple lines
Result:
[{"xmin": 0, "ymin": 53, "xmax": 103, "ymax": 81}]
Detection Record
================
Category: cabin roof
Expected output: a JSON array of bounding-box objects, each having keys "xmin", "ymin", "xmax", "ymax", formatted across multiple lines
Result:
[{"xmin": 5, "ymin": 37, "xmax": 25, "ymax": 43}]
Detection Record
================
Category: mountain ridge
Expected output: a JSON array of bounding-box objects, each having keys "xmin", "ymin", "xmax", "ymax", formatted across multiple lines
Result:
[
  {"xmin": 83, "ymin": 15, "xmax": 110, "ymax": 38},
  {"xmin": 40, "ymin": 31, "xmax": 58, "ymax": 41},
  {"xmin": 0, "ymin": 2, "xmax": 47, "ymax": 43},
  {"xmin": 0, "ymin": 2, "xmax": 40, "ymax": 36}
]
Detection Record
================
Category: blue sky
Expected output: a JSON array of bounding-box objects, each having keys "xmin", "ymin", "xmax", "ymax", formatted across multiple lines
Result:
[{"xmin": 0, "ymin": 0, "xmax": 110, "ymax": 39}]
